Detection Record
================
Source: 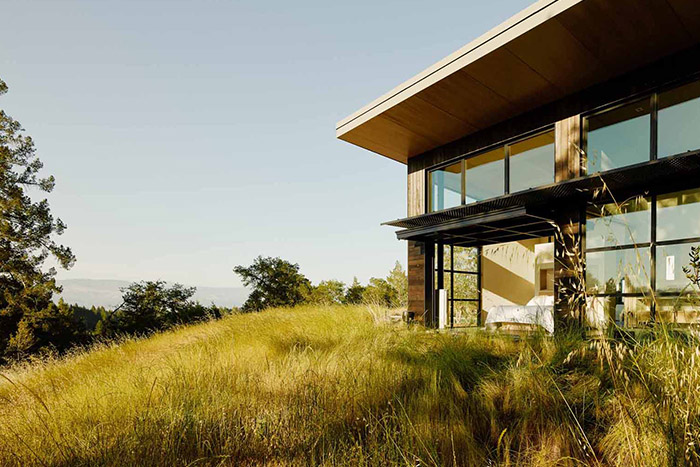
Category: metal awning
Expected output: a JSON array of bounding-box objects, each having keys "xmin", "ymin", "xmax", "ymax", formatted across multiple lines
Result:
[
  {"xmin": 384, "ymin": 150, "xmax": 700, "ymax": 245},
  {"xmin": 390, "ymin": 206, "xmax": 556, "ymax": 246}
]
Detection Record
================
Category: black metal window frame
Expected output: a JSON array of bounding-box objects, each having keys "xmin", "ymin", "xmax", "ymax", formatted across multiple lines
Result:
[
  {"xmin": 426, "ymin": 125, "xmax": 556, "ymax": 214},
  {"xmin": 584, "ymin": 192, "xmax": 700, "ymax": 324},
  {"xmin": 435, "ymin": 243, "xmax": 482, "ymax": 328},
  {"xmin": 581, "ymin": 75, "xmax": 700, "ymax": 176},
  {"xmin": 581, "ymin": 76, "xmax": 700, "ymax": 324}
]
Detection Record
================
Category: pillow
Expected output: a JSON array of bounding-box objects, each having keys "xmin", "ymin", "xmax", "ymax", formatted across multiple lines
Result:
[{"xmin": 527, "ymin": 295, "xmax": 554, "ymax": 307}]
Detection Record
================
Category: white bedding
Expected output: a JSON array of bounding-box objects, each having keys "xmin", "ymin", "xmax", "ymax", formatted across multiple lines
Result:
[{"xmin": 485, "ymin": 296, "xmax": 554, "ymax": 333}]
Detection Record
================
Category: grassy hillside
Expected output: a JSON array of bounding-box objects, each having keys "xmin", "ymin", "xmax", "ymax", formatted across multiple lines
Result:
[{"xmin": 0, "ymin": 305, "xmax": 699, "ymax": 466}]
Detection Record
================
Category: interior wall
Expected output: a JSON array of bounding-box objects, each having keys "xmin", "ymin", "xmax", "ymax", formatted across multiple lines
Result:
[{"xmin": 481, "ymin": 238, "xmax": 552, "ymax": 322}]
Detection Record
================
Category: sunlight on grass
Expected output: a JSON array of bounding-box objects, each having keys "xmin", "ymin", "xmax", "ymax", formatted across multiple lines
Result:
[{"xmin": 1, "ymin": 305, "xmax": 699, "ymax": 466}]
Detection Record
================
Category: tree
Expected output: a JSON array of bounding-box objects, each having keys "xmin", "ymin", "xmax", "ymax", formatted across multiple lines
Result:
[
  {"xmin": 233, "ymin": 256, "xmax": 310, "ymax": 312},
  {"xmin": 99, "ymin": 281, "xmax": 204, "ymax": 336},
  {"xmin": 5, "ymin": 299, "xmax": 90, "ymax": 359},
  {"xmin": 308, "ymin": 280, "xmax": 346, "ymax": 305},
  {"xmin": 344, "ymin": 277, "xmax": 365, "ymax": 304},
  {"xmin": 386, "ymin": 261, "xmax": 408, "ymax": 308},
  {"xmin": 362, "ymin": 278, "xmax": 398, "ymax": 307},
  {"xmin": 0, "ymin": 77, "xmax": 75, "ymax": 359}
]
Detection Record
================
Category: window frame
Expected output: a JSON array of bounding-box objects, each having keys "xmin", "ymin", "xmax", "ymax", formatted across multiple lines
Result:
[
  {"xmin": 581, "ymin": 75, "xmax": 700, "ymax": 177},
  {"xmin": 435, "ymin": 244, "xmax": 482, "ymax": 328},
  {"xmin": 584, "ymin": 189, "xmax": 700, "ymax": 326},
  {"xmin": 426, "ymin": 126, "xmax": 556, "ymax": 214}
]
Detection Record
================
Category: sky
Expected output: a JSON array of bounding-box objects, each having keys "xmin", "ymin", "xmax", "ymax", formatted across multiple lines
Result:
[{"xmin": 0, "ymin": 0, "xmax": 533, "ymax": 288}]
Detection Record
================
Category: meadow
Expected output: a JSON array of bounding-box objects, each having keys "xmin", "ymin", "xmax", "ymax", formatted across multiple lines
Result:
[{"xmin": 0, "ymin": 304, "xmax": 699, "ymax": 466}]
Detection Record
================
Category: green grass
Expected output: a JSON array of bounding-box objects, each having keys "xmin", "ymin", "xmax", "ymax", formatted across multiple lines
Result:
[{"xmin": 1, "ymin": 305, "xmax": 699, "ymax": 466}]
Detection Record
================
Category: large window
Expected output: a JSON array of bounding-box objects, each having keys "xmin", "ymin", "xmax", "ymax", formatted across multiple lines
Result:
[
  {"xmin": 509, "ymin": 130, "xmax": 555, "ymax": 193},
  {"xmin": 428, "ymin": 130, "xmax": 554, "ymax": 212},
  {"xmin": 465, "ymin": 147, "xmax": 504, "ymax": 203},
  {"xmin": 585, "ymin": 99, "xmax": 651, "ymax": 173},
  {"xmin": 585, "ymin": 198, "xmax": 652, "ymax": 327},
  {"xmin": 584, "ymin": 79, "xmax": 700, "ymax": 175},
  {"xmin": 658, "ymin": 80, "xmax": 700, "ymax": 159},
  {"xmin": 429, "ymin": 162, "xmax": 462, "ymax": 211},
  {"xmin": 655, "ymin": 189, "xmax": 700, "ymax": 324},
  {"xmin": 585, "ymin": 188, "xmax": 700, "ymax": 327},
  {"xmin": 435, "ymin": 245, "xmax": 480, "ymax": 327}
]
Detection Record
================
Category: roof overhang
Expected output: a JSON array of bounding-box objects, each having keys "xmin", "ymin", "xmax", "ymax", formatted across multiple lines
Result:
[
  {"xmin": 336, "ymin": 0, "xmax": 700, "ymax": 163},
  {"xmin": 386, "ymin": 151, "xmax": 700, "ymax": 245}
]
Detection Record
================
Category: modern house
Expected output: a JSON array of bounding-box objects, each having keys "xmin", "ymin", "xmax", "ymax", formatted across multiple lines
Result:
[{"xmin": 337, "ymin": 0, "xmax": 700, "ymax": 331}]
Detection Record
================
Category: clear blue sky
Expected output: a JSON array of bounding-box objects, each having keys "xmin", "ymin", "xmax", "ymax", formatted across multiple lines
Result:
[{"xmin": 0, "ymin": 0, "xmax": 532, "ymax": 288}]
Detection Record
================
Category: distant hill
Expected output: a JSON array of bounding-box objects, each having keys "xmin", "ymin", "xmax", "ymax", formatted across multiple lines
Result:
[{"xmin": 57, "ymin": 279, "xmax": 248, "ymax": 309}]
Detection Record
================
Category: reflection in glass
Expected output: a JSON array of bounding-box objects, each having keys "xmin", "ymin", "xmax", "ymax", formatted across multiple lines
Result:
[
  {"xmin": 659, "ymin": 81, "xmax": 700, "ymax": 158},
  {"xmin": 465, "ymin": 148, "xmax": 505, "ymax": 203},
  {"xmin": 434, "ymin": 270, "xmax": 452, "ymax": 293},
  {"xmin": 586, "ymin": 99, "xmax": 650, "ymax": 173},
  {"xmin": 453, "ymin": 246, "xmax": 479, "ymax": 272},
  {"xmin": 656, "ymin": 243, "xmax": 700, "ymax": 294},
  {"xmin": 657, "ymin": 296, "xmax": 700, "ymax": 324},
  {"xmin": 585, "ymin": 247, "xmax": 650, "ymax": 294},
  {"xmin": 587, "ymin": 296, "xmax": 651, "ymax": 327},
  {"xmin": 509, "ymin": 131, "xmax": 555, "ymax": 193},
  {"xmin": 586, "ymin": 198, "xmax": 651, "ymax": 249},
  {"xmin": 451, "ymin": 301, "xmax": 478, "ymax": 327},
  {"xmin": 430, "ymin": 162, "xmax": 461, "ymax": 212},
  {"xmin": 453, "ymin": 273, "xmax": 478, "ymax": 300},
  {"xmin": 657, "ymin": 189, "xmax": 700, "ymax": 242},
  {"xmin": 442, "ymin": 244, "xmax": 452, "ymax": 271}
]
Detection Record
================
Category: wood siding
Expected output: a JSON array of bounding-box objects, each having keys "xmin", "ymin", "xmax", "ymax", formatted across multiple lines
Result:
[
  {"xmin": 407, "ymin": 240, "xmax": 426, "ymax": 323},
  {"xmin": 555, "ymin": 115, "xmax": 581, "ymax": 182}
]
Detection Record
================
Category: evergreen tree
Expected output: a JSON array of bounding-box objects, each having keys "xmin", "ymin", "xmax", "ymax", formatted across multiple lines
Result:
[
  {"xmin": 0, "ymin": 77, "xmax": 75, "ymax": 360},
  {"xmin": 386, "ymin": 261, "xmax": 408, "ymax": 308},
  {"xmin": 344, "ymin": 277, "xmax": 365, "ymax": 304}
]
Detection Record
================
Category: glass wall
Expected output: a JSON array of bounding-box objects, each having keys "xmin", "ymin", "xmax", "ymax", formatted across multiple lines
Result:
[
  {"xmin": 585, "ymin": 197, "xmax": 652, "ymax": 327},
  {"xmin": 465, "ymin": 147, "xmax": 504, "ymax": 204},
  {"xmin": 509, "ymin": 130, "xmax": 555, "ymax": 193},
  {"xmin": 429, "ymin": 162, "xmax": 462, "ymax": 211},
  {"xmin": 585, "ymin": 99, "xmax": 651, "ymax": 173},
  {"xmin": 655, "ymin": 188, "xmax": 700, "ymax": 324},
  {"xmin": 427, "ymin": 130, "xmax": 554, "ymax": 212},
  {"xmin": 586, "ymin": 198, "xmax": 651, "ymax": 249},
  {"xmin": 583, "ymin": 78, "xmax": 700, "ymax": 175},
  {"xmin": 435, "ymin": 245, "xmax": 480, "ymax": 327},
  {"xmin": 658, "ymin": 80, "xmax": 700, "ymax": 159},
  {"xmin": 585, "ymin": 188, "xmax": 700, "ymax": 327}
]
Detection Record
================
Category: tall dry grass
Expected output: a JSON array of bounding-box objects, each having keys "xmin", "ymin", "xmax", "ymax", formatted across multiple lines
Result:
[{"xmin": 0, "ymin": 304, "xmax": 698, "ymax": 466}]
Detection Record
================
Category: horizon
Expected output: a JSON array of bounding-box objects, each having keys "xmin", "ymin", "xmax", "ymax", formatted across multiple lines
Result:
[{"xmin": 0, "ymin": 0, "xmax": 532, "ymax": 288}]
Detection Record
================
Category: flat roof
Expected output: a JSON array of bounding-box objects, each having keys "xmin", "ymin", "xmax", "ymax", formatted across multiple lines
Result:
[{"xmin": 336, "ymin": 0, "xmax": 700, "ymax": 164}]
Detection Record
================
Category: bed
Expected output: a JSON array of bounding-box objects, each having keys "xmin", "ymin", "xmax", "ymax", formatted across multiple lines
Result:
[{"xmin": 484, "ymin": 296, "xmax": 554, "ymax": 334}]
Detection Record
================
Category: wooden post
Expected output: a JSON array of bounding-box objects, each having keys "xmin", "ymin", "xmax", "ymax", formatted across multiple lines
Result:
[
  {"xmin": 554, "ymin": 115, "xmax": 584, "ymax": 331},
  {"xmin": 407, "ymin": 162, "xmax": 432, "ymax": 325}
]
